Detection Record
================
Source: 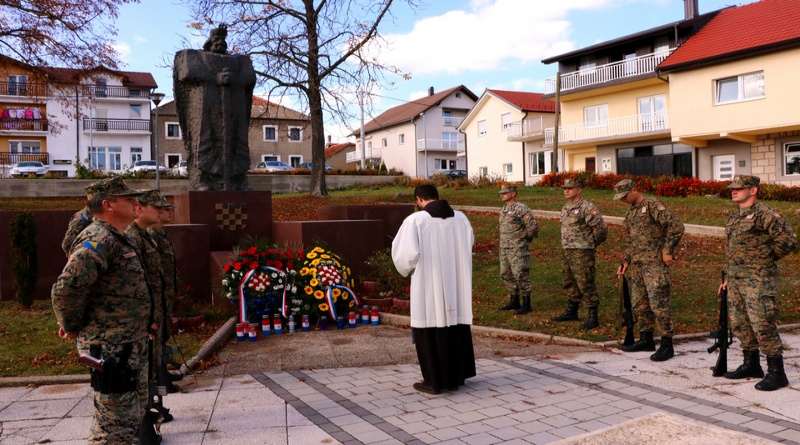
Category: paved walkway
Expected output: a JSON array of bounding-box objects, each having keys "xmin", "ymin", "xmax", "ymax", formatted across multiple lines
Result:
[{"xmin": 1, "ymin": 320, "xmax": 799, "ymax": 444}]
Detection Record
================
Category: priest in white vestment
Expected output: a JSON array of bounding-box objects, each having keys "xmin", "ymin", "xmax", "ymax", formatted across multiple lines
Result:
[{"xmin": 392, "ymin": 184, "xmax": 476, "ymax": 394}]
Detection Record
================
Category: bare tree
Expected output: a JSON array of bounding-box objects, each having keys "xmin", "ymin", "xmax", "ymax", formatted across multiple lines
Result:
[
  {"xmin": 0, "ymin": 0, "xmax": 138, "ymax": 70},
  {"xmin": 188, "ymin": 0, "xmax": 415, "ymax": 196}
]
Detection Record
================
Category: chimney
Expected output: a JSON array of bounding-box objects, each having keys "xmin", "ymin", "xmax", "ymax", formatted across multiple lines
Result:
[
  {"xmin": 684, "ymin": 0, "xmax": 698, "ymax": 20},
  {"xmin": 428, "ymin": 87, "xmax": 434, "ymax": 96}
]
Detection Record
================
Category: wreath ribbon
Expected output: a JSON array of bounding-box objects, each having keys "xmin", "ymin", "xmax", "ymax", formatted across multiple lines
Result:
[
  {"xmin": 324, "ymin": 285, "xmax": 360, "ymax": 320},
  {"xmin": 237, "ymin": 266, "xmax": 289, "ymax": 323}
]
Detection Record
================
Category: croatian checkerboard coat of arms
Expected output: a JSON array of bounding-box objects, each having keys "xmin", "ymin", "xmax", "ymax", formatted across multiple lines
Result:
[{"xmin": 216, "ymin": 203, "xmax": 248, "ymax": 231}]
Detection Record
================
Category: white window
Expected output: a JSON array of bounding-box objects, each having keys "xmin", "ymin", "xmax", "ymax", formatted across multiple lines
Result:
[
  {"xmin": 477, "ymin": 119, "xmax": 487, "ymax": 136},
  {"xmin": 129, "ymin": 104, "xmax": 142, "ymax": 119},
  {"xmin": 501, "ymin": 112, "xmax": 512, "ymax": 130},
  {"xmin": 7, "ymin": 75, "xmax": 28, "ymax": 96},
  {"xmin": 784, "ymin": 143, "xmax": 800, "ymax": 176},
  {"xmin": 368, "ymin": 141, "xmax": 372, "ymax": 149},
  {"xmin": 131, "ymin": 147, "xmax": 143, "ymax": 165},
  {"xmin": 715, "ymin": 72, "xmax": 764, "ymax": 104},
  {"xmin": 263, "ymin": 154, "xmax": 279, "ymax": 162},
  {"xmin": 479, "ymin": 167, "xmax": 488, "ymax": 177},
  {"xmin": 166, "ymin": 123, "xmax": 181, "ymax": 139},
  {"xmin": 442, "ymin": 132, "xmax": 458, "ymax": 150},
  {"xmin": 382, "ymin": 138, "xmax": 387, "ymax": 148},
  {"xmin": 289, "ymin": 155, "xmax": 302, "ymax": 168},
  {"xmin": 263, "ymin": 125, "xmax": 277, "ymax": 141},
  {"xmin": 9, "ymin": 140, "xmax": 41, "ymax": 153},
  {"xmin": 108, "ymin": 147, "xmax": 122, "ymax": 171},
  {"xmin": 529, "ymin": 150, "xmax": 553, "ymax": 176},
  {"xmin": 89, "ymin": 146, "xmax": 122, "ymax": 171},
  {"xmin": 94, "ymin": 78, "xmax": 107, "ymax": 97},
  {"xmin": 504, "ymin": 163, "xmax": 513, "ymax": 174},
  {"xmin": 584, "ymin": 104, "xmax": 608, "ymax": 128},
  {"xmin": 638, "ymin": 95, "xmax": 667, "ymax": 132},
  {"xmin": 399, "ymin": 134, "xmax": 405, "ymax": 145},
  {"xmin": 288, "ymin": 126, "xmax": 303, "ymax": 141},
  {"xmin": 89, "ymin": 146, "xmax": 106, "ymax": 170}
]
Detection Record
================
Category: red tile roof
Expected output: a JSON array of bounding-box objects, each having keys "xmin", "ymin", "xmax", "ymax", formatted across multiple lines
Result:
[
  {"xmin": 488, "ymin": 90, "xmax": 555, "ymax": 112},
  {"xmin": 42, "ymin": 65, "xmax": 157, "ymax": 88},
  {"xmin": 325, "ymin": 142, "xmax": 354, "ymax": 158},
  {"xmin": 659, "ymin": 0, "xmax": 800, "ymax": 71},
  {"xmin": 357, "ymin": 85, "xmax": 478, "ymax": 135}
]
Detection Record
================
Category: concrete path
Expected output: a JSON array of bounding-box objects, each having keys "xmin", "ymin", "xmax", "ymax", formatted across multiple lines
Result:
[{"xmin": 1, "ymin": 319, "xmax": 799, "ymax": 444}]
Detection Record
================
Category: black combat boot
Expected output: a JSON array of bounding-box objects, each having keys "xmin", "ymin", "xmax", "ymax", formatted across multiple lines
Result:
[
  {"xmin": 514, "ymin": 296, "xmax": 531, "ymax": 315},
  {"xmin": 650, "ymin": 336, "xmax": 674, "ymax": 361},
  {"xmin": 755, "ymin": 355, "xmax": 789, "ymax": 391},
  {"xmin": 550, "ymin": 301, "xmax": 580, "ymax": 322},
  {"xmin": 499, "ymin": 294, "xmax": 520, "ymax": 311},
  {"xmin": 621, "ymin": 330, "xmax": 655, "ymax": 352},
  {"xmin": 724, "ymin": 350, "xmax": 764, "ymax": 379},
  {"xmin": 580, "ymin": 306, "xmax": 599, "ymax": 330}
]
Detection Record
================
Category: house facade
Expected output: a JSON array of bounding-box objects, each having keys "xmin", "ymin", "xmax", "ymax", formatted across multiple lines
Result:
[
  {"xmin": 351, "ymin": 86, "xmax": 478, "ymax": 178},
  {"xmin": 658, "ymin": 0, "xmax": 800, "ymax": 184},
  {"xmin": 459, "ymin": 89, "xmax": 555, "ymax": 184},
  {"xmin": 153, "ymin": 97, "xmax": 312, "ymax": 170},
  {"xmin": 540, "ymin": 0, "xmax": 720, "ymax": 179}
]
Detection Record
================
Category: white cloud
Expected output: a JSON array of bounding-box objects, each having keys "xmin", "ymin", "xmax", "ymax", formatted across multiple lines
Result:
[
  {"xmin": 134, "ymin": 35, "xmax": 147, "ymax": 43},
  {"xmin": 380, "ymin": 0, "xmax": 620, "ymax": 76},
  {"xmin": 113, "ymin": 42, "xmax": 132, "ymax": 65}
]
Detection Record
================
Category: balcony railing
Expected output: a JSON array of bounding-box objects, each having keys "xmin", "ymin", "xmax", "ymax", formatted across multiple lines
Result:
[
  {"xmin": 506, "ymin": 115, "xmax": 556, "ymax": 141},
  {"xmin": 82, "ymin": 85, "xmax": 150, "ymax": 99},
  {"xmin": 417, "ymin": 139, "xmax": 459, "ymax": 151},
  {"xmin": 443, "ymin": 116, "xmax": 464, "ymax": 127},
  {"xmin": 0, "ymin": 152, "xmax": 49, "ymax": 165},
  {"xmin": 82, "ymin": 118, "xmax": 150, "ymax": 132},
  {"xmin": 544, "ymin": 50, "xmax": 674, "ymax": 94},
  {"xmin": 0, "ymin": 82, "xmax": 48, "ymax": 97},
  {"xmin": 346, "ymin": 147, "xmax": 383, "ymax": 163},
  {"xmin": 0, "ymin": 118, "xmax": 48, "ymax": 131},
  {"xmin": 544, "ymin": 111, "xmax": 669, "ymax": 145},
  {"xmin": 457, "ymin": 140, "xmax": 466, "ymax": 156}
]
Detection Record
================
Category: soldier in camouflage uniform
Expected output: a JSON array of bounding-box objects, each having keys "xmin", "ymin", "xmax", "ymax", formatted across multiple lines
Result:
[
  {"xmin": 62, "ymin": 205, "xmax": 93, "ymax": 256},
  {"xmin": 551, "ymin": 179, "xmax": 608, "ymax": 329},
  {"xmin": 52, "ymin": 177, "xmax": 150, "ymax": 444},
  {"xmin": 125, "ymin": 190, "xmax": 175, "ymax": 423},
  {"xmin": 720, "ymin": 175, "xmax": 797, "ymax": 391},
  {"xmin": 497, "ymin": 184, "xmax": 539, "ymax": 315},
  {"xmin": 614, "ymin": 179, "xmax": 684, "ymax": 361}
]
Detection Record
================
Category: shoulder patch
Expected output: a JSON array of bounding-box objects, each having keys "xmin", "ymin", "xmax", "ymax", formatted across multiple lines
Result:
[
  {"xmin": 641, "ymin": 207, "xmax": 648, "ymax": 213},
  {"xmin": 80, "ymin": 214, "xmax": 89, "ymax": 221},
  {"xmin": 83, "ymin": 241, "xmax": 99, "ymax": 250},
  {"xmin": 122, "ymin": 252, "xmax": 137, "ymax": 259},
  {"xmin": 591, "ymin": 209, "xmax": 598, "ymax": 215},
  {"xmin": 523, "ymin": 213, "xmax": 531, "ymax": 220},
  {"xmin": 658, "ymin": 205, "xmax": 665, "ymax": 211}
]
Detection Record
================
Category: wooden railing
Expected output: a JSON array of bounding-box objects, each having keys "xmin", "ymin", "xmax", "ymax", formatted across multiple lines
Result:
[
  {"xmin": 0, "ymin": 82, "xmax": 48, "ymax": 97},
  {"xmin": 0, "ymin": 119, "xmax": 48, "ymax": 131},
  {"xmin": 0, "ymin": 153, "xmax": 49, "ymax": 165}
]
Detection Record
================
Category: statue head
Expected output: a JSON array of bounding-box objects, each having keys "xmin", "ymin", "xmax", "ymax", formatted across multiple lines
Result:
[{"xmin": 203, "ymin": 23, "xmax": 228, "ymax": 54}]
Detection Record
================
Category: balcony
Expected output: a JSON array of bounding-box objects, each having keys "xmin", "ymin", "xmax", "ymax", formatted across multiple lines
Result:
[
  {"xmin": 443, "ymin": 116, "xmax": 464, "ymax": 127},
  {"xmin": 346, "ymin": 147, "xmax": 383, "ymax": 163},
  {"xmin": 506, "ymin": 115, "xmax": 556, "ymax": 141},
  {"xmin": 82, "ymin": 118, "xmax": 151, "ymax": 132},
  {"xmin": 417, "ymin": 139, "xmax": 459, "ymax": 152},
  {"xmin": 0, "ymin": 152, "xmax": 49, "ymax": 165},
  {"xmin": 0, "ymin": 82, "xmax": 48, "ymax": 97},
  {"xmin": 82, "ymin": 85, "xmax": 150, "ymax": 99},
  {"xmin": 544, "ymin": 111, "xmax": 669, "ymax": 146},
  {"xmin": 544, "ymin": 50, "xmax": 673, "ymax": 94},
  {"xmin": 1, "ymin": 118, "xmax": 48, "ymax": 132}
]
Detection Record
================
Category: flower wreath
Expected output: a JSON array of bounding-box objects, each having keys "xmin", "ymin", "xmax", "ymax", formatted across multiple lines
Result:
[{"xmin": 296, "ymin": 247, "xmax": 360, "ymax": 320}]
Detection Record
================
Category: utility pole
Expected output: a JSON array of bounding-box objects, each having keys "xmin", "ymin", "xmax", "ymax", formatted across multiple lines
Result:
[
  {"xmin": 358, "ymin": 88, "xmax": 366, "ymax": 170},
  {"xmin": 553, "ymin": 72, "xmax": 561, "ymax": 174}
]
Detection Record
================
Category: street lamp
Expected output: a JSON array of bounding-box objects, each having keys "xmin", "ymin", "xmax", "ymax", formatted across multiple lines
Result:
[{"xmin": 150, "ymin": 92, "xmax": 165, "ymax": 189}]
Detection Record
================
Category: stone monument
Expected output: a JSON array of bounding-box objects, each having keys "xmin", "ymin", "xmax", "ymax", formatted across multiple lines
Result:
[{"xmin": 173, "ymin": 23, "xmax": 256, "ymax": 191}]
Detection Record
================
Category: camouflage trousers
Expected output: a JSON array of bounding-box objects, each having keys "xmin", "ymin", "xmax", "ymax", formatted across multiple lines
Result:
[
  {"xmin": 500, "ymin": 246, "xmax": 531, "ymax": 297},
  {"xmin": 77, "ymin": 337, "xmax": 149, "ymax": 445},
  {"xmin": 728, "ymin": 275, "xmax": 782, "ymax": 356},
  {"xmin": 627, "ymin": 261, "xmax": 674, "ymax": 337},
  {"xmin": 562, "ymin": 249, "xmax": 598, "ymax": 307}
]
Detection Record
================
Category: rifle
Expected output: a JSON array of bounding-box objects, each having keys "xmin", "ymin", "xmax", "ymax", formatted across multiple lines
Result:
[
  {"xmin": 615, "ymin": 273, "xmax": 635, "ymax": 347},
  {"xmin": 708, "ymin": 282, "xmax": 733, "ymax": 377},
  {"xmin": 138, "ymin": 339, "xmax": 163, "ymax": 444}
]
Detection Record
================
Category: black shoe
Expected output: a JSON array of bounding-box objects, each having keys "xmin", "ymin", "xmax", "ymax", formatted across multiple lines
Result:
[
  {"xmin": 724, "ymin": 350, "xmax": 764, "ymax": 379},
  {"xmin": 650, "ymin": 336, "xmax": 674, "ymax": 361},
  {"xmin": 755, "ymin": 355, "xmax": 789, "ymax": 391},
  {"xmin": 550, "ymin": 301, "xmax": 579, "ymax": 322},
  {"xmin": 413, "ymin": 381, "xmax": 440, "ymax": 395},
  {"xmin": 621, "ymin": 331, "xmax": 655, "ymax": 352},
  {"xmin": 499, "ymin": 295, "xmax": 520, "ymax": 311},
  {"xmin": 580, "ymin": 307, "xmax": 599, "ymax": 330},
  {"xmin": 514, "ymin": 297, "xmax": 531, "ymax": 315}
]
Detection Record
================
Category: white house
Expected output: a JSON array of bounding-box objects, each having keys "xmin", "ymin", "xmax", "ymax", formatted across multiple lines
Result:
[{"xmin": 350, "ymin": 86, "xmax": 478, "ymax": 178}]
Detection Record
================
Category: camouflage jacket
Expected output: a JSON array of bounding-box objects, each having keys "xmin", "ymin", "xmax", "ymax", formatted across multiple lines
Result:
[
  {"xmin": 52, "ymin": 219, "xmax": 151, "ymax": 345},
  {"xmin": 499, "ymin": 201, "xmax": 539, "ymax": 249},
  {"xmin": 724, "ymin": 201, "xmax": 798, "ymax": 278},
  {"xmin": 623, "ymin": 196, "xmax": 685, "ymax": 264},
  {"xmin": 126, "ymin": 222, "xmax": 165, "ymax": 327},
  {"xmin": 560, "ymin": 198, "xmax": 608, "ymax": 250},
  {"xmin": 148, "ymin": 226, "xmax": 177, "ymax": 317},
  {"xmin": 61, "ymin": 206, "xmax": 92, "ymax": 256}
]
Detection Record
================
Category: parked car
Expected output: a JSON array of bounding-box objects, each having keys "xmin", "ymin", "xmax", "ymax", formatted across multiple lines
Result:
[
  {"xmin": 131, "ymin": 160, "xmax": 168, "ymax": 173},
  {"xmin": 433, "ymin": 169, "xmax": 467, "ymax": 178},
  {"xmin": 249, "ymin": 161, "xmax": 295, "ymax": 173},
  {"xmin": 171, "ymin": 160, "xmax": 188, "ymax": 176},
  {"xmin": 297, "ymin": 161, "xmax": 333, "ymax": 171},
  {"xmin": 10, "ymin": 161, "xmax": 49, "ymax": 177}
]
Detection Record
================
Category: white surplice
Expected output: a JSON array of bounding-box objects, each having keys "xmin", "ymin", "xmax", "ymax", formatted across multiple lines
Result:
[{"xmin": 391, "ymin": 209, "xmax": 474, "ymax": 328}]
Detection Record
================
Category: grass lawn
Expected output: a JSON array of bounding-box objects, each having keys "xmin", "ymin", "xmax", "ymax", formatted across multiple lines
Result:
[{"xmin": 2, "ymin": 183, "xmax": 799, "ymax": 376}]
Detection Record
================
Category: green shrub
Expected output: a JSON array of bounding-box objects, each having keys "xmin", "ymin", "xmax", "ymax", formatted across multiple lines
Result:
[{"xmin": 9, "ymin": 212, "xmax": 38, "ymax": 308}]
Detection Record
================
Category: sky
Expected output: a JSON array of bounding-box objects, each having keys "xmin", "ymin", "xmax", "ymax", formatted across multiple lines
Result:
[{"xmin": 113, "ymin": 0, "xmax": 759, "ymax": 143}]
